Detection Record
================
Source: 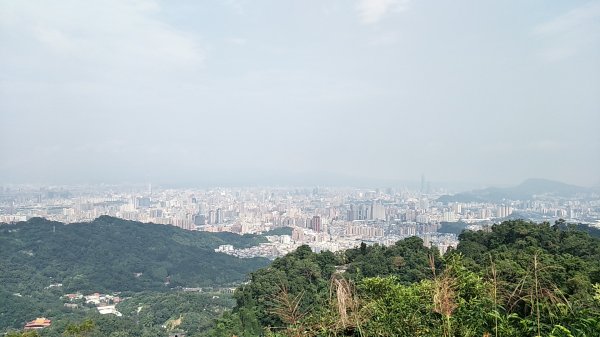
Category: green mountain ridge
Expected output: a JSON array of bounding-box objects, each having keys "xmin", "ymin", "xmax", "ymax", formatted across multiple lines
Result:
[{"xmin": 0, "ymin": 216, "xmax": 270, "ymax": 294}]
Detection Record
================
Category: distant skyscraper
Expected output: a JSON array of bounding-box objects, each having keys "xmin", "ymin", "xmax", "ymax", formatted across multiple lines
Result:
[
  {"xmin": 496, "ymin": 205, "xmax": 512, "ymax": 218},
  {"xmin": 193, "ymin": 213, "xmax": 206, "ymax": 225},
  {"xmin": 311, "ymin": 215, "xmax": 322, "ymax": 232},
  {"xmin": 421, "ymin": 174, "xmax": 426, "ymax": 193},
  {"xmin": 198, "ymin": 203, "xmax": 207, "ymax": 216},
  {"xmin": 135, "ymin": 197, "xmax": 151, "ymax": 209},
  {"xmin": 453, "ymin": 203, "xmax": 462, "ymax": 214},
  {"xmin": 371, "ymin": 202, "xmax": 385, "ymax": 220},
  {"xmin": 359, "ymin": 204, "xmax": 369, "ymax": 220},
  {"xmin": 216, "ymin": 208, "xmax": 223, "ymax": 224},
  {"xmin": 348, "ymin": 205, "xmax": 357, "ymax": 221}
]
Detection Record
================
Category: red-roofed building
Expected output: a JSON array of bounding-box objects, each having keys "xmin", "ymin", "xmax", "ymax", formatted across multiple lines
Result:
[{"xmin": 24, "ymin": 317, "xmax": 52, "ymax": 330}]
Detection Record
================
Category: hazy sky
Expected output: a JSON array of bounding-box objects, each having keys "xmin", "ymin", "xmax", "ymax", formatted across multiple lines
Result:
[{"xmin": 1, "ymin": 0, "xmax": 599, "ymax": 187}]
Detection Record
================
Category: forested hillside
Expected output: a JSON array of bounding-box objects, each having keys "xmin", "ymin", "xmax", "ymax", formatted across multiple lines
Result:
[
  {"xmin": 0, "ymin": 216, "xmax": 269, "ymax": 294},
  {"xmin": 0, "ymin": 216, "xmax": 270, "ymax": 333},
  {"xmin": 4, "ymin": 219, "xmax": 600, "ymax": 337},
  {"xmin": 205, "ymin": 220, "xmax": 600, "ymax": 337},
  {"xmin": 4, "ymin": 292, "xmax": 235, "ymax": 337}
]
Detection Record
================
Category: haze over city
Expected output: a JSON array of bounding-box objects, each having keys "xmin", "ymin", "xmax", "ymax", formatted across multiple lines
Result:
[{"xmin": 1, "ymin": 0, "xmax": 599, "ymax": 187}]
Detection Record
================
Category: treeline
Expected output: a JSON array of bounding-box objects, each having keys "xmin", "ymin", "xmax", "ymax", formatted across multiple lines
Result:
[
  {"xmin": 261, "ymin": 227, "xmax": 294, "ymax": 236},
  {"xmin": 6, "ymin": 220, "xmax": 600, "ymax": 336},
  {"xmin": 0, "ymin": 216, "xmax": 269, "ymax": 294},
  {"xmin": 4, "ymin": 292, "xmax": 234, "ymax": 337},
  {"xmin": 205, "ymin": 219, "xmax": 600, "ymax": 336},
  {"xmin": 0, "ymin": 216, "xmax": 270, "ymax": 332}
]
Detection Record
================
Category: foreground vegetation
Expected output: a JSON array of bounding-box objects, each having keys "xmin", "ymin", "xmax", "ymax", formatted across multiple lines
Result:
[
  {"xmin": 206, "ymin": 220, "xmax": 600, "ymax": 337},
  {"xmin": 4, "ymin": 219, "xmax": 600, "ymax": 336},
  {"xmin": 0, "ymin": 216, "xmax": 270, "ymax": 332},
  {"xmin": 4, "ymin": 292, "xmax": 234, "ymax": 337}
]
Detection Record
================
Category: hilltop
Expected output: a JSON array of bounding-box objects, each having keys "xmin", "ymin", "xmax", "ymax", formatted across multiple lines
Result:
[
  {"xmin": 0, "ymin": 216, "xmax": 270, "ymax": 294},
  {"xmin": 438, "ymin": 178, "xmax": 593, "ymax": 203},
  {"xmin": 203, "ymin": 219, "xmax": 600, "ymax": 337}
]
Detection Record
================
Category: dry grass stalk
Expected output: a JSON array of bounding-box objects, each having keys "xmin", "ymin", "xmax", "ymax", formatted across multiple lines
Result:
[
  {"xmin": 429, "ymin": 254, "xmax": 437, "ymax": 278},
  {"xmin": 331, "ymin": 277, "xmax": 354, "ymax": 326},
  {"xmin": 329, "ymin": 274, "xmax": 364, "ymax": 333},
  {"xmin": 433, "ymin": 273, "xmax": 458, "ymax": 318},
  {"xmin": 488, "ymin": 254, "xmax": 499, "ymax": 337},
  {"xmin": 430, "ymin": 254, "xmax": 457, "ymax": 337},
  {"xmin": 269, "ymin": 283, "xmax": 306, "ymax": 326}
]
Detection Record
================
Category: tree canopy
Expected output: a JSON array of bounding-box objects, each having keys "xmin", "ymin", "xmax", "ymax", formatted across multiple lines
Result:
[{"xmin": 205, "ymin": 220, "xmax": 600, "ymax": 337}]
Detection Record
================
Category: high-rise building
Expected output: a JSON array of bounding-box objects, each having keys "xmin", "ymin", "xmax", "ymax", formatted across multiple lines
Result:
[
  {"xmin": 348, "ymin": 205, "xmax": 357, "ymax": 221},
  {"xmin": 371, "ymin": 202, "xmax": 385, "ymax": 220},
  {"xmin": 350, "ymin": 204, "xmax": 370, "ymax": 221},
  {"xmin": 452, "ymin": 203, "xmax": 462, "ymax": 214},
  {"xmin": 216, "ymin": 208, "xmax": 223, "ymax": 224},
  {"xmin": 311, "ymin": 215, "xmax": 322, "ymax": 232},
  {"xmin": 193, "ymin": 213, "xmax": 206, "ymax": 225},
  {"xmin": 198, "ymin": 203, "xmax": 207, "ymax": 216},
  {"xmin": 135, "ymin": 197, "xmax": 151, "ymax": 209},
  {"xmin": 442, "ymin": 211, "xmax": 456, "ymax": 222},
  {"xmin": 496, "ymin": 205, "xmax": 512, "ymax": 218}
]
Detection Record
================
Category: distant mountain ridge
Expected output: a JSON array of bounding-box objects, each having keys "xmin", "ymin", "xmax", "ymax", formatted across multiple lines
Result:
[{"xmin": 438, "ymin": 178, "xmax": 594, "ymax": 203}]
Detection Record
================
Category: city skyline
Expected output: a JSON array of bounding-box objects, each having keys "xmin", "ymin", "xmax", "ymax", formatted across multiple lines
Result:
[
  {"xmin": 2, "ymin": 181, "xmax": 599, "ymax": 259},
  {"xmin": 1, "ymin": 0, "xmax": 599, "ymax": 186}
]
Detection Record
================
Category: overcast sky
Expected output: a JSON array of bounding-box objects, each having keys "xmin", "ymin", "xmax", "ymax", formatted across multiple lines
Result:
[{"xmin": 1, "ymin": 0, "xmax": 599, "ymax": 187}]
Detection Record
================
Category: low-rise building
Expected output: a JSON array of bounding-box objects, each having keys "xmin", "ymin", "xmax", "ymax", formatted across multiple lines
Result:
[{"xmin": 24, "ymin": 317, "xmax": 52, "ymax": 330}]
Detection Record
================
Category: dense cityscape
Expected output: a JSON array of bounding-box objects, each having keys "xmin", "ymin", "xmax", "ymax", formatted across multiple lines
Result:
[{"xmin": 2, "ymin": 179, "xmax": 599, "ymax": 259}]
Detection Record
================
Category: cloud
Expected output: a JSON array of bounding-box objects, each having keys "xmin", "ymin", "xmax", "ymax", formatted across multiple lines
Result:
[
  {"xmin": 533, "ymin": 2, "xmax": 600, "ymax": 36},
  {"xmin": 356, "ymin": 0, "xmax": 409, "ymax": 24},
  {"xmin": 0, "ymin": 0, "xmax": 204, "ymax": 83},
  {"xmin": 532, "ymin": 2, "xmax": 600, "ymax": 62},
  {"xmin": 222, "ymin": 0, "xmax": 245, "ymax": 15}
]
